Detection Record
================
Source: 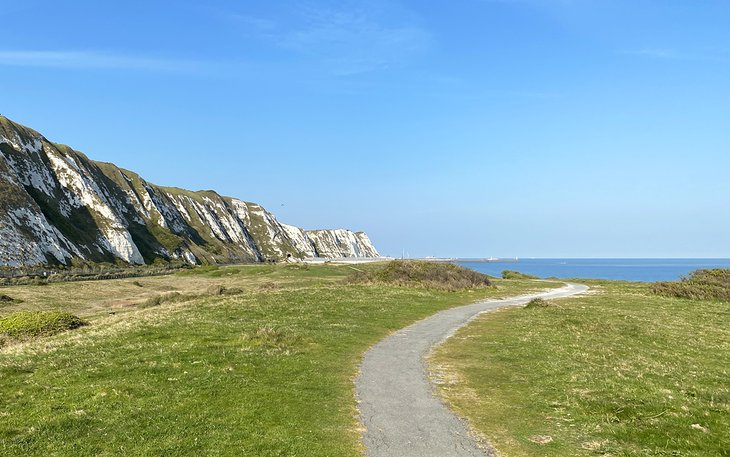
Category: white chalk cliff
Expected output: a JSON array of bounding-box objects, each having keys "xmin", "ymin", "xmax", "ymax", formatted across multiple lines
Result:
[{"xmin": 0, "ymin": 115, "xmax": 379, "ymax": 267}]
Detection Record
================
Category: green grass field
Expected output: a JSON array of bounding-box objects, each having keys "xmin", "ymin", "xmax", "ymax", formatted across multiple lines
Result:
[
  {"xmin": 0, "ymin": 263, "xmax": 555, "ymax": 456},
  {"xmin": 430, "ymin": 280, "xmax": 730, "ymax": 457}
]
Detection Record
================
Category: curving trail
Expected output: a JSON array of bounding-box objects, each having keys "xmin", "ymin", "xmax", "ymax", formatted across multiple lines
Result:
[{"xmin": 356, "ymin": 283, "xmax": 589, "ymax": 457}]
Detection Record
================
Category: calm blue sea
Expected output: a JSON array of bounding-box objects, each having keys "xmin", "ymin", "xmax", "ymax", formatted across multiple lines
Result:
[{"xmin": 456, "ymin": 259, "xmax": 730, "ymax": 282}]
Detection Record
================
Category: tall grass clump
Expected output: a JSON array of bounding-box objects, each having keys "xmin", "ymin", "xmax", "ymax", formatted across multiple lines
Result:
[
  {"xmin": 524, "ymin": 297, "xmax": 551, "ymax": 309},
  {"xmin": 241, "ymin": 327, "xmax": 302, "ymax": 355},
  {"xmin": 206, "ymin": 284, "xmax": 244, "ymax": 296},
  {"xmin": 347, "ymin": 260, "xmax": 492, "ymax": 291},
  {"xmin": 143, "ymin": 292, "xmax": 183, "ymax": 308},
  {"xmin": 0, "ymin": 311, "xmax": 86, "ymax": 340},
  {"xmin": 502, "ymin": 270, "xmax": 539, "ymax": 280},
  {"xmin": 652, "ymin": 269, "xmax": 730, "ymax": 301}
]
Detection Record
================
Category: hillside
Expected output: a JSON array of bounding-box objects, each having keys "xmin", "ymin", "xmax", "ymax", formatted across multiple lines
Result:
[{"xmin": 0, "ymin": 115, "xmax": 378, "ymax": 267}]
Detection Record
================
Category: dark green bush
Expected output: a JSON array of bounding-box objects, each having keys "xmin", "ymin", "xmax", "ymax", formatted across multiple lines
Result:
[
  {"xmin": 652, "ymin": 269, "xmax": 730, "ymax": 301},
  {"xmin": 502, "ymin": 270, "xmax": 539, "ymax": 280},
  {"xmin": 347, "ymin": 260, "xmax": 492, "ymax": 291},
  {"xmin": 0, "ymin": 311, "xmax": 86, "ymax": 339}
]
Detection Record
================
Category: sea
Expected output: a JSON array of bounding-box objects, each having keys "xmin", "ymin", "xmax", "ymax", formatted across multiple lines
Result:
[{"xmin": 456, "ymin": 258, "xmax": 730, "ymax": 282}]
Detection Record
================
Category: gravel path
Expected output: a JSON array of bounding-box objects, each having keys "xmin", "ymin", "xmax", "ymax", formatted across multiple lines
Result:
[{"xmin": 356, "ymin": 283, "xmax": 588, "ymax": 457}]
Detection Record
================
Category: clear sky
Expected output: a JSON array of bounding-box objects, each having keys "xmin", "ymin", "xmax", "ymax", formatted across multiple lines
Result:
[{"xmin": 2, "ymin": 0, "xmax": 729, "ymax": 258}]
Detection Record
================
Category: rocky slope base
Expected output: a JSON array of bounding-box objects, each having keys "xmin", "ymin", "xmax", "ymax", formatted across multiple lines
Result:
[{"xmin": 0, "ymin": 115, "xmax": 378, "ymax": 267}]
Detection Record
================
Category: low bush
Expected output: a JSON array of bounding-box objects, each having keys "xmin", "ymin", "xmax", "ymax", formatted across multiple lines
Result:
[
  {"xmin": 0, "ymin": 263, "xmax": 190, "ymax": 286},
  {"xmin": 145, "ymin": 285, "xmax": 245, "ymax": 308},
  {"xmin": 524, "ymin": 298, "xmax": 551, "ymax": 309},
  {"xmin": 502, "ymin": 270, "xmax": 539, "ymax": 280},
  {"xmin": 258, "ymin": 282, "xmax": 280, "ymax": 292},
  {"xmin": 206, "ymin": 284, "xmax": 226, "ymax": 296},
  {"xmin": 0, "ymin": 294, "xmax": 18, "ymax": 303},
  {"xmin": 652, "ymin": 269, "xmax": 730, "ymax": 301},
  {"xmin": 176, "ymin": 265, "xmax": 220, "ymax": 276},
  {"xmin": 0, "ymin": 311, "xmax": 86, "ymax": 340},
  {"xmin": 207, "ymin": 284, "xmax": 245, "ymax": 296},
  {"xmin": 347, "ymin": 260, "xmax": 492, "ymax": 291},
  {"xmin": 143, "ymin": 292, "xmax": 183, "ymax": 307}
]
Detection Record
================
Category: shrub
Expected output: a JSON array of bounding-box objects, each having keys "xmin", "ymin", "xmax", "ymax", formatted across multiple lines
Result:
[
  {"xmin": 502, "ymin": 270, "xmax": 539, "ymax": 280},
  {"xmin": 207, "ymin": 284, "xmax": 226, "ymax": 296},
  {"xmin": 0, "ymin": 294, "xmax": 18, "ymax": 303},
  {"xmin": 347, "ymin": 260, "xmax": 492, "ymax": 291},
  {"xmin": 258, "ymin": 282, "xmax": 279, "ymax": 292},
  {"xmin": 207, "ymin": 284, "xmax": 245, "ymax": 296},
  {"xmin": 524, "ymin": 298, "xmax": 551, "ymax": 309},
  {"xmin": 143, "ymin": 292, "xmax": 183, "ymax": 307},
  {"xmin": 177, "ymin": 265, "xmax": 220, "ymax": 276},
  {"xmin": 652, "ymin": 269, "xmax": 730, "ymax": 301},
  {"xmin": 0, "ymin": 311, "xmax": 86, "ymax": 339}
]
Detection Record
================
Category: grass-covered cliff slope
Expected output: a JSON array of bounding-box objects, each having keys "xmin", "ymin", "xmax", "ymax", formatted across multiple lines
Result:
[{"xmin": 0, "ymin": 115, "xmax": 378, "ymax": 267}]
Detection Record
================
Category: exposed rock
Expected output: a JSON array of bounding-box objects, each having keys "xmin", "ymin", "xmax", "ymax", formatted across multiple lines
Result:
[
  {"xmin": 0, "ymin": 115, "xmax": 379, "ymax": 266},
  {"xmin": 306, "ymin": 229, "xmax": 379, "ymax": 258}
]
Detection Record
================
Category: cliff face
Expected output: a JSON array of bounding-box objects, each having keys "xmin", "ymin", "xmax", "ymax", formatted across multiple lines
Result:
[
  {"xmin": 307, "ymin": 230, "xmax": 379, "ymax": 258},
  {"xmin": 0, "ymin": 115, "xmax": 379, "ymax": 267}
]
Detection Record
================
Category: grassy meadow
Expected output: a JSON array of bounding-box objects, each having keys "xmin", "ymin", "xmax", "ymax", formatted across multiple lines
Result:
[
  {"xmin": 0, "ymin": 262, "xmax": 555, "ymax": 456},
  {"xmin": 430, "ymin": 279, "xmax": 730, "ymax": 457}
]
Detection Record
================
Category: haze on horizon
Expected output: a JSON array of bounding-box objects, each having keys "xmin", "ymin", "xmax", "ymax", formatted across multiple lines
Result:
[{"xmin": 2, "ymin": 0, "xmax": 728, "ymax": 259}]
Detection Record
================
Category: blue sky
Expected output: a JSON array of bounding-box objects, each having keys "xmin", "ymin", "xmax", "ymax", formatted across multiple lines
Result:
[{"xmin": 2, "ymin": 0, "xmax": 729, "ymax": 258}]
